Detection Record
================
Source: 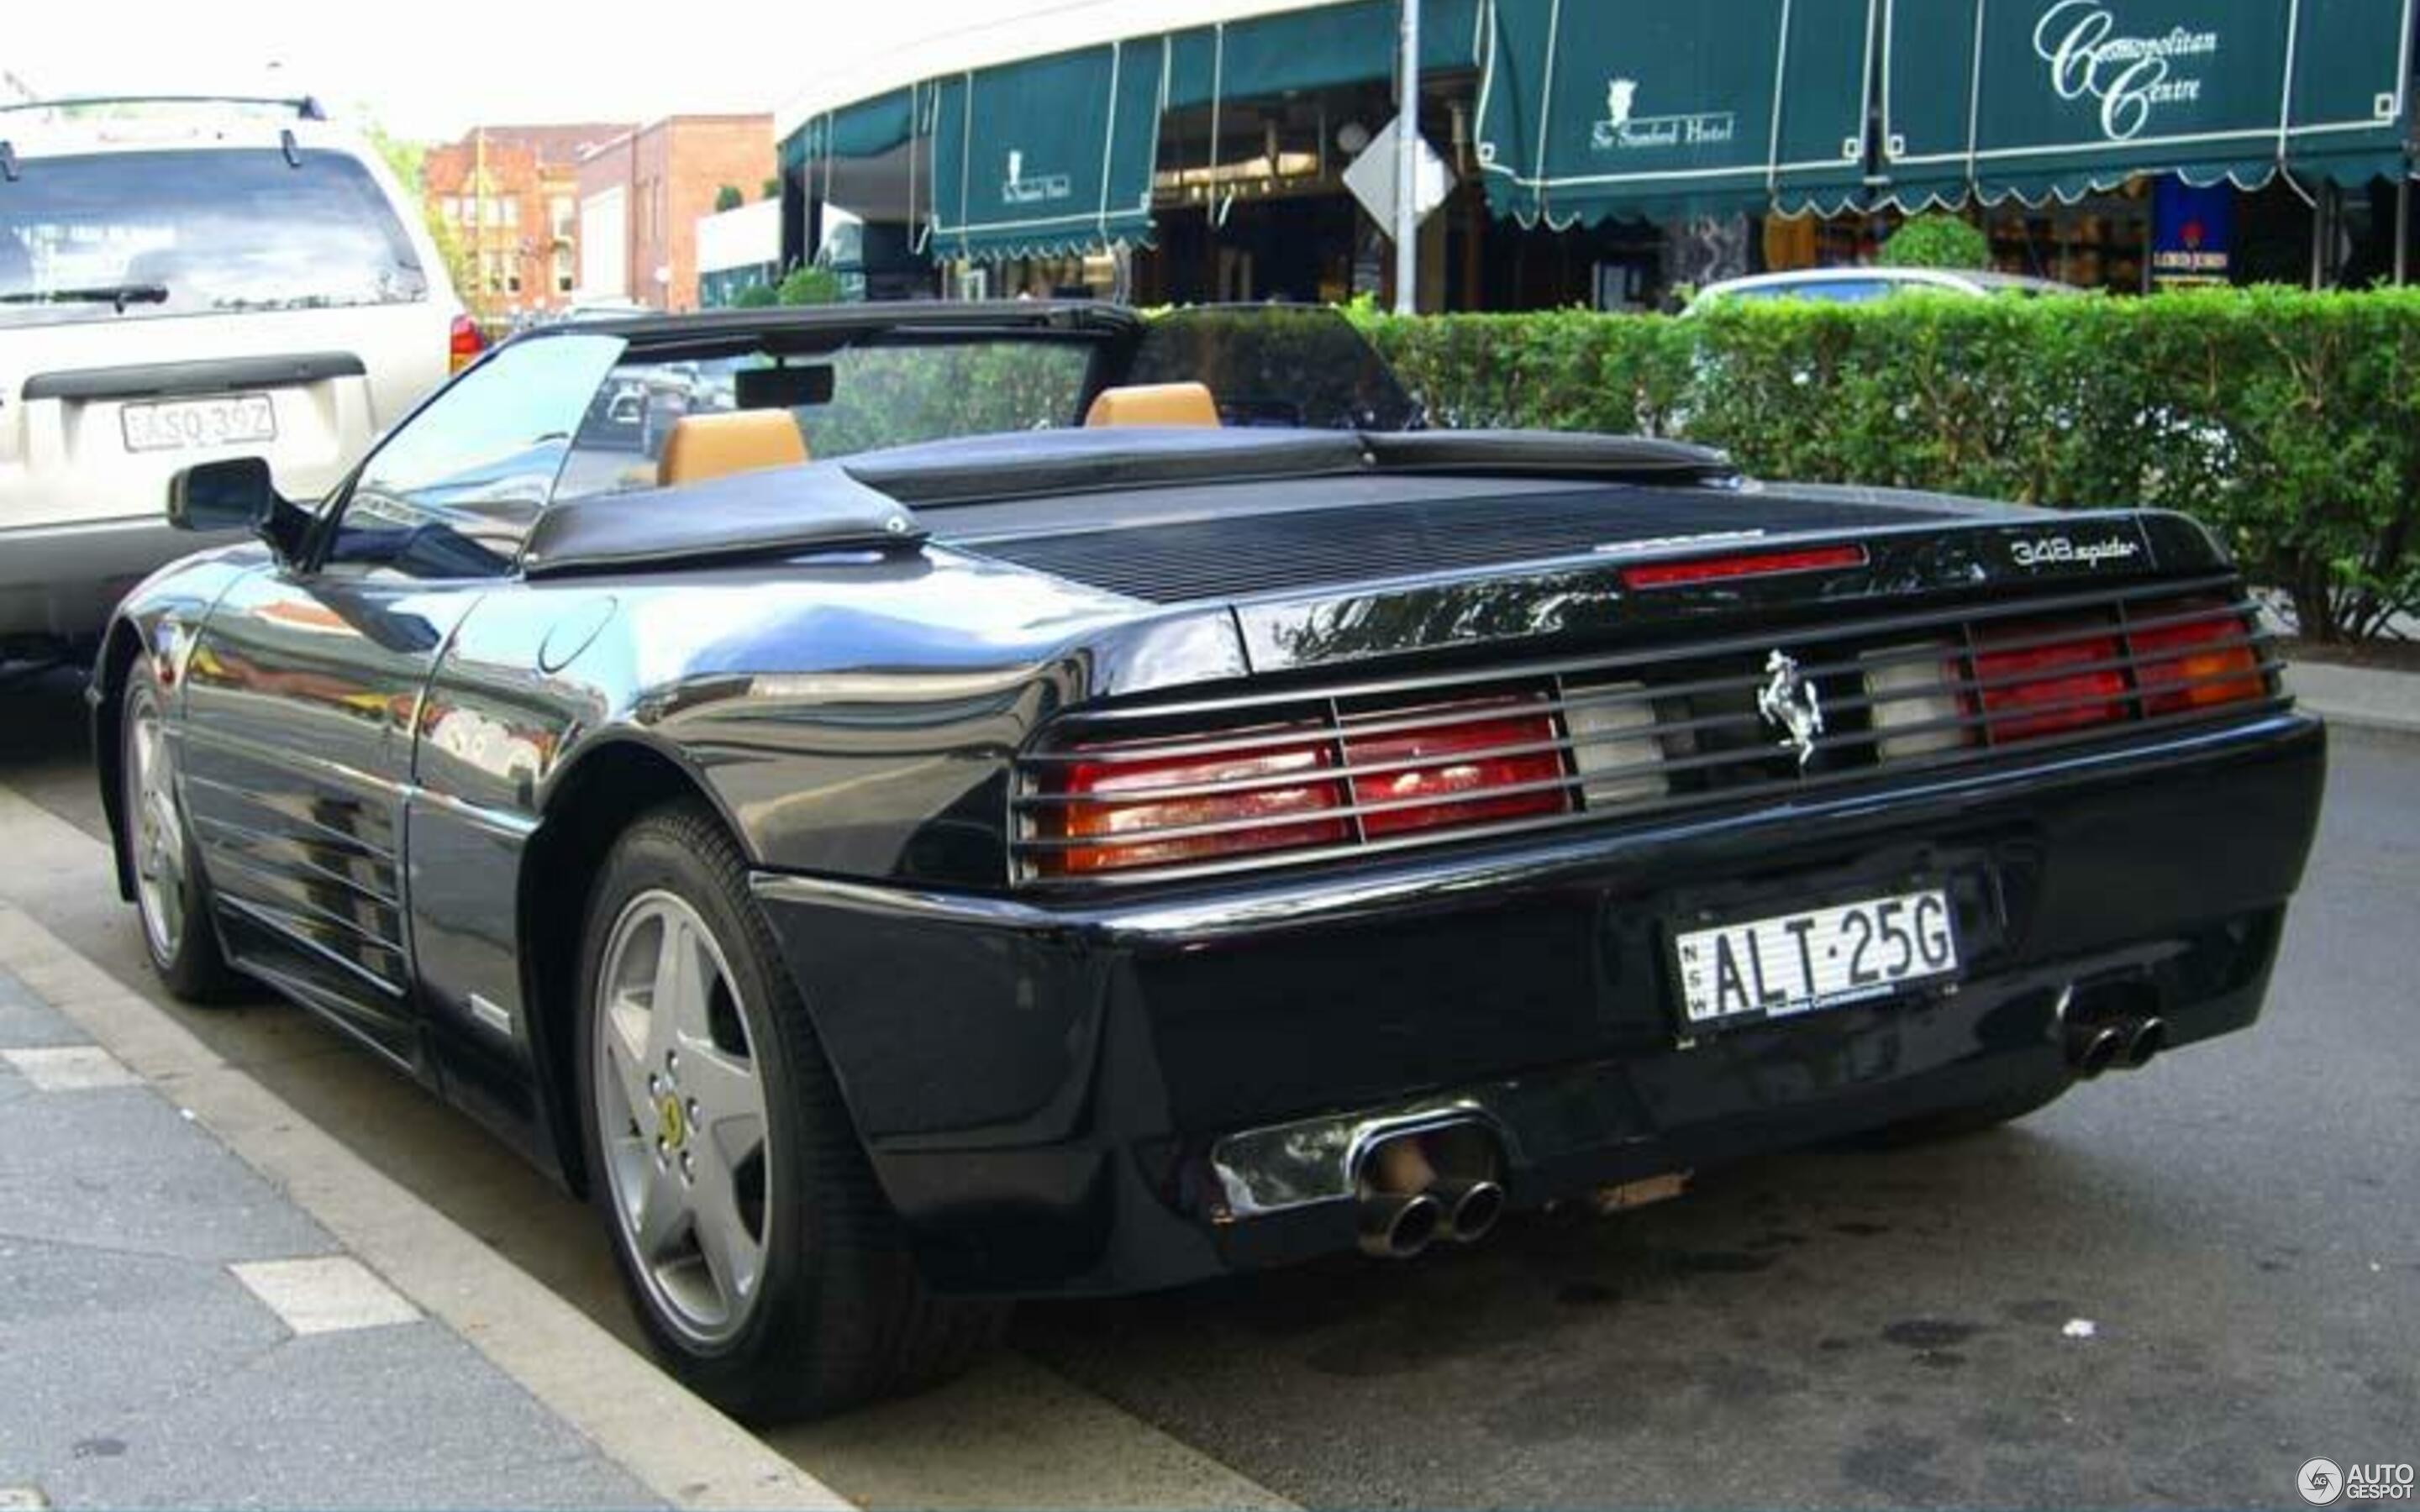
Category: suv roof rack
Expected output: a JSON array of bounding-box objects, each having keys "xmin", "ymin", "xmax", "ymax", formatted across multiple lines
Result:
[{"xmin": 0, "ymin": 94, "xmax": 326, "ymax": 121}]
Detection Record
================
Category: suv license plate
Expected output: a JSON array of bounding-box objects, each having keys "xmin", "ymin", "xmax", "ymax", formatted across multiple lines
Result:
[
  {"xmin": 120, "ymin": 394, "xmax": 277, "ymax": 453},
  {"xmin": 1673, "ymin": 888, "xmax": 1959, "ymax": 1030}
]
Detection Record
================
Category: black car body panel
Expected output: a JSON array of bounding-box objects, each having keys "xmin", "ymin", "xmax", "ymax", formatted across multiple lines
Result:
[{"xmin": 92, "ymin": 302, "xmax": 2325, "ymax": 1302}]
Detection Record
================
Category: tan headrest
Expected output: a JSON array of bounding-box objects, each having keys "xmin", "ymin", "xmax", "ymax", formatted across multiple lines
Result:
[
  {"xmin": 1083, "ymin": 381, "xmax": 1219, "ymax": 428},
  {"xmin": 657, "ymin": 410, "xmax": 810, "ymax": 487}
]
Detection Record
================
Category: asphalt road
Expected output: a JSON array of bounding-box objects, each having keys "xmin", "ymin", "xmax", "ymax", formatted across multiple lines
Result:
[{"xmin": 3, "ymin": 663, "xmax": 2412, "ymax": 1509}]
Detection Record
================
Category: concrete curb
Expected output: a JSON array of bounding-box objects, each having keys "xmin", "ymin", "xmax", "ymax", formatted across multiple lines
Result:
[
  {"xmin": 2286, "ymin": 661, "xmax": 2420, "ymax": 738},
  {"xmin": 0, "ymin": 891, "xmax": 850, "ymax": 1512}
]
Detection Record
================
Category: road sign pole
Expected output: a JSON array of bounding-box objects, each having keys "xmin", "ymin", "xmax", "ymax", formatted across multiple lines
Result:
[{"xmin": 1394, "ymin": 0, "xmax": 1420, "ymax": 315}]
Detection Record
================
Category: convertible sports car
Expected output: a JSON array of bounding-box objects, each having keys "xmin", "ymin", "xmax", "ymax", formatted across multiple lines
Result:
[{"xmin": 93, "ymin": 302, "xmax": 2325, "ymax": 1420}]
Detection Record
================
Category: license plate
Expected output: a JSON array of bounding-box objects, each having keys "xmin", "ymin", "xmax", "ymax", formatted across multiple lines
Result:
[
  {"xmin": 120, "ymin": 394, "xmax": 277, "ymax": 453},
  {"xmin": 1672, "ymin": 888, "xmax": 1959, "ymax": 1030}
]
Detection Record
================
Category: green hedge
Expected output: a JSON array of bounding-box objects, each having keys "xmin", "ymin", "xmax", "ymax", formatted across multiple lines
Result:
[{"xmin": 1352, "ymin": 289, "xmax": 2420, "ymax": 643}]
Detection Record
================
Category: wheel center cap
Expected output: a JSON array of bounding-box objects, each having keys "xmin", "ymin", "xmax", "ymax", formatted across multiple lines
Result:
[{"xmin": 657, "ymin": 1093, "xmax": 687, "ymax": 1149}]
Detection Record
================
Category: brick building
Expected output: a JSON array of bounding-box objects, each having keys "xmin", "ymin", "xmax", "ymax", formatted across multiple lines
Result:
[
  {"xmin": 423, "ymin": 123, "xmax": 630, "ymax": 318},
  {"xmin": 575, "ymin": 114, "xmax": 773, "ymax": 312}
]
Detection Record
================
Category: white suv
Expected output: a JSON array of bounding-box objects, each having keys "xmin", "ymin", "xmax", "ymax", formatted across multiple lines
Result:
[{"xmin": 0, "ymin": 97, "xmax": 469, "ymax": 653}]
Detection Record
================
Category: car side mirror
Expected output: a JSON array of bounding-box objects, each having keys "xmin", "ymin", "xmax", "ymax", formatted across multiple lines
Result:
[
  {"xmin": 168, "ymin": 457, "xmax": 276, "ymax": 532},
  {"xmin": 167, "ymin": 457, "xmax": 309, "ymax": 562}
]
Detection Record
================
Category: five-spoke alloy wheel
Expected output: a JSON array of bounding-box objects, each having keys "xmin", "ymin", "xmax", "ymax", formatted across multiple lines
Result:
[
  {"xmin": 576, "ymin": 800, "xmax": 1006, "ymax": 1420},
  {"xmin": 593, "ymin": 890, "xmax": 771, "ymax": 1345},
  {"xmin": 119, "ymin": 663, "xmax": 234, "ymax": 1000}
]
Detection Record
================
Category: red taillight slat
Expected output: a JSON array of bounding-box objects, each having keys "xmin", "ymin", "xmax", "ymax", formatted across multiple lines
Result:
[
  {"xmin": 2130, "ymin": 603, "xmax": 2266, "ymax": 715},
  {"xmin": 1621, "ymin": 544, "xmax": 1868, "ymax": 591},
  {"xmin": 1029, "ymin": 698, "xmax": 1574, "ymax": 877},
  {"xmin": 1045, "ymin": 736, "xmax": 1349, "ymax": 875},
  {"xmin": 1971, "ymin": 627, "xmax": 2129, "ymax": 741},
  {"xmin": 1342, "ymin": 706, "xmax": 1568, "ymax": 837}
]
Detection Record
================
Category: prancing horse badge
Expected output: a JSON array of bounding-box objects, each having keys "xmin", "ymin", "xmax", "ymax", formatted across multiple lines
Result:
[{"xmin": 1756, "ymin": 649, "xmax": 1824, "ymax": 769}]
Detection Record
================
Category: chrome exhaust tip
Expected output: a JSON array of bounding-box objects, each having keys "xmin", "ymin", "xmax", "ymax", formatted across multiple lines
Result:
[
  {"xmin": 1433, "ymin": 1178, "xmax": 1506, "ymax": 1245},
  {"xmin": 2067, "ymin": 1022, "xmax": 2125, "ymax": 1079},
  {"xmin": 2120, "ymin": 1016, "xmax": 2169, "ymax": 1070},
  {"xmin": 1358, "ymin": 1191, "xmax": 1444, "ymax": 1259}
]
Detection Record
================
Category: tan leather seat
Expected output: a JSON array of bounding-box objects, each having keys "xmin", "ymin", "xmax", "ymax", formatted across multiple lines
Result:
[
  {"xmin": 1083, "ymin": 381, "xmax": 1219, "ymax": 428},
  {"xmin": 656, "ymin": 410, "xmax": 810, "ymax": 487}
]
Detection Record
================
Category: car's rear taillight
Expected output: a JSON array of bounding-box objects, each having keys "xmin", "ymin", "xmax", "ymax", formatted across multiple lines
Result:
[
  {"xmin": 2129, "ymin": 600, "xmax": 2266, "ymax": 715},
  {"xmin": 1038, "ymin": 730, "xmax": 1349, "ymax": 876},
  {"xmin": 1024, "ymin": 697, "xmax": 1574, "ymax": 878},
  {"xmin": 1339, "ymin": 701, "xmax": 1567, "ymax": 838},
  {"xmin": 449, "ymin": 314, "xmax": 486, "ymax": 373},
  {"xmin": 1970, "ymin": 620, "xmax": 2130, "ymax": 742}
]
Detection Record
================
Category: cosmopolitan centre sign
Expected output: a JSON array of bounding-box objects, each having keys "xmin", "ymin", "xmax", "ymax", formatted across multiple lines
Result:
[{"xmin": 2033, "ymin": 1, "xmax": 2223, "ymax": 141}]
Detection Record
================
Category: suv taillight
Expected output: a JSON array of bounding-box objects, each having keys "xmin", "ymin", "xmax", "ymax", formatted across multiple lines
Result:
[{"xmin": 449, "ymin": 314, "xmax": 486, "ymax": 373}]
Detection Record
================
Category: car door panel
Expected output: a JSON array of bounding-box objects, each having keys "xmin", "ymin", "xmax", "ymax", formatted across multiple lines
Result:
[
  {"xmin": 178, "ymin": 331, "xmax": 628, "ymax": 1074},
  {"xmin": 181, "ymin": 570, "xmax": 478, "ymax": 1065}
]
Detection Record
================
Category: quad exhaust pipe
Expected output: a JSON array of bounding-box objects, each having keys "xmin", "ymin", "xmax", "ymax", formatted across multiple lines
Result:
[
  {"xmin": 1355, "ymin": 1124, "xmax": 1506, "ymax": 1259},
  {"xmin": 2058, "ymin": 984, "xmax": 2168, "ymax": 1079}
]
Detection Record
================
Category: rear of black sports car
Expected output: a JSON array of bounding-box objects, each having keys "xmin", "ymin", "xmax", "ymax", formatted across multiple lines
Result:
[{"xmin": 748, "ymin": 444, "xmax": 2326, "ymax": 1299}]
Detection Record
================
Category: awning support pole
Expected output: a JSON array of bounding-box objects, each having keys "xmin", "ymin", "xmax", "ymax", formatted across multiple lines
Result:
[
  {"xmin": 2398, "ymin": 175, "xmax": 2411, "ymax": 286},
  {"xmin": 2310, "ymin": 180, "xmax": 2329, "ymax": 290},
  {"xmin": 1395, "ymin": 0, "xmax": 1421, "ymax": 315}
]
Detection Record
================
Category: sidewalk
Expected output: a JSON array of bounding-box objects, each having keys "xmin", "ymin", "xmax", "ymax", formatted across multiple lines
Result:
[
  {"xmin": 0, "ymin": 954, "xmax": 662, "ymax": 1512},
  {"xmin": 2286, "ymin": 659, "xmax": 2420, "ymax": 738}
]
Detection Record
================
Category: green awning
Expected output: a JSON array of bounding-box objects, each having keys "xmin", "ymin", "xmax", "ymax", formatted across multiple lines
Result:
[
  {"xmin": 1475, "ymin": 0, "xmax": 1876, "ymax": 225},
  {"xmin": 1881, "ymin": 0, "xmax": 2412, "ymax": 208},
  {"xmin": 929, "ymin": 41, "xmax": 1166, "ymax": 261},
  {"xmin": 782, "ymin": 90, "xmax": 919, "ymax": 173},
  {"xmin": 1164, "ymin": 0, "xmax": 1484, "ymax": 110}
]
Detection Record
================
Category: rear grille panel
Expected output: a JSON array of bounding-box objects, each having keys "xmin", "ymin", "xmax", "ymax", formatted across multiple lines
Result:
[{"xmin": 1013, "ymin": 576, "xmax": 2288, "ymax": 887}]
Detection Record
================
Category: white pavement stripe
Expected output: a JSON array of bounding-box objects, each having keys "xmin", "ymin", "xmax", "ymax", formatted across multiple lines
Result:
[
  {"xmin": 0, "ymin": 1045, "xmax": 139, "ymax": 1092},
  {"xmin": 232, "ymin": 1256, "xmax": 424, "ymax": 1336},
  {"xmin": 0, "ymin": 780, "xmax": 1296, "ymax": 1512},
  {"xmin": 0, "ymin": 790, "xmax": 851, "ymax": 1512},
  {"xmin": 0, "ymin": 1487, "xmax": 50, "ymax": 1510}
]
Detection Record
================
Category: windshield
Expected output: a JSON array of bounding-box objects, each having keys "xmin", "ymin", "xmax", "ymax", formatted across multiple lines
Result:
[
  {"xmin": 0, "ymin": 148, "xmax": 426, "ymax": 326},
  {"xmin": 1128, "ymin": 306, "xmax": 1421, "ymax": 431},
  {"xmin": 553, "ymin": 336, "xmax": 1096, "ymax": 501}
]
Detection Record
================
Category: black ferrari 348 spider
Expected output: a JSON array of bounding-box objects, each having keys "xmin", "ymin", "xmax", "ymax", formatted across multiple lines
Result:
[{"xmin": 93, "ymin": 302, "xmax": 2323, "ymax": 1418}]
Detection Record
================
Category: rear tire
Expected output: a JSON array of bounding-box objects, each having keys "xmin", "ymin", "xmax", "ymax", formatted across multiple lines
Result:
[
  {"xmin": 120, "ymin": 664, "xmax": 239, "ymax": 1003},
  {"xmin": 576, "ymin": 799, "xmax": 1005, "ymax": 1421}
]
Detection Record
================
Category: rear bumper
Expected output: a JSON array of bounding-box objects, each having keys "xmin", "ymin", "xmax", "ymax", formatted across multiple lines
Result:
[
  {"xmin": 0, "ymin": 515, "xmax": 239, "ymax": 643},
  {"xmin": 753, "ymin": 711, "xmax": 2326, "ymax": 1297}
]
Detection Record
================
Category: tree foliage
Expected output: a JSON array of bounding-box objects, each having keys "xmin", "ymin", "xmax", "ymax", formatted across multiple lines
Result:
[
  {"xmin": 1351, "ymin": 289, "xmax": 2420, "ymax": 641},
  {"xmin": 776, "ymin": 265, "xmax": 844, "ymax": 306},
  {"xmin": 1878, "ymin": 213, "xmax": 1992, "ymax": 270}
]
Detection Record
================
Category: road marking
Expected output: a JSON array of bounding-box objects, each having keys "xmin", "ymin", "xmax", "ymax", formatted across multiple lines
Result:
[
  {"xmin": 0, "ymin": 780, "xmax": 1295, "ymax": 1512},
  {"xmin": 232, "ymin": 1255, "xmax": 423, "ymax": 1336},
  {"xmin": 0, "ymin": 1044, "xmax": 139, "ymax": 1091},
  {"xmin": 0, "ymin": 785, "xmax": 850, "ymax": 1512},
  {"xmin": 0, "ymin": 1486, "xmax": 50, "ymax": 1510}
]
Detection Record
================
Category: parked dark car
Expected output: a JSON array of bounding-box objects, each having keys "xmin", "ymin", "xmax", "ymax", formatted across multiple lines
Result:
[{"xmin": 92, "ymin": 302, "xmax": 2325, "ymax": 1420}]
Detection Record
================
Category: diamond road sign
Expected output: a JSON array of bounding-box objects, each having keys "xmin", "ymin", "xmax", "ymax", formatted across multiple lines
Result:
[{"xmin": 1343, "ymin": 115, "xmax": 1455, "ymax": 238}]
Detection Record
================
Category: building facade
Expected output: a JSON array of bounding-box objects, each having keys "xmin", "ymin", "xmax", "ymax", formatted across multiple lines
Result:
[
  {"xmin": 422, "ymin": 123, "xmax": 629, "ymax": 319},
  {"xmin": 776, "ymin": 0, "xmax": 2419, "ymax": 310},
  {"xmin": 574, "ymin": 114, "xmax": 774, "ymax": 312}
]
